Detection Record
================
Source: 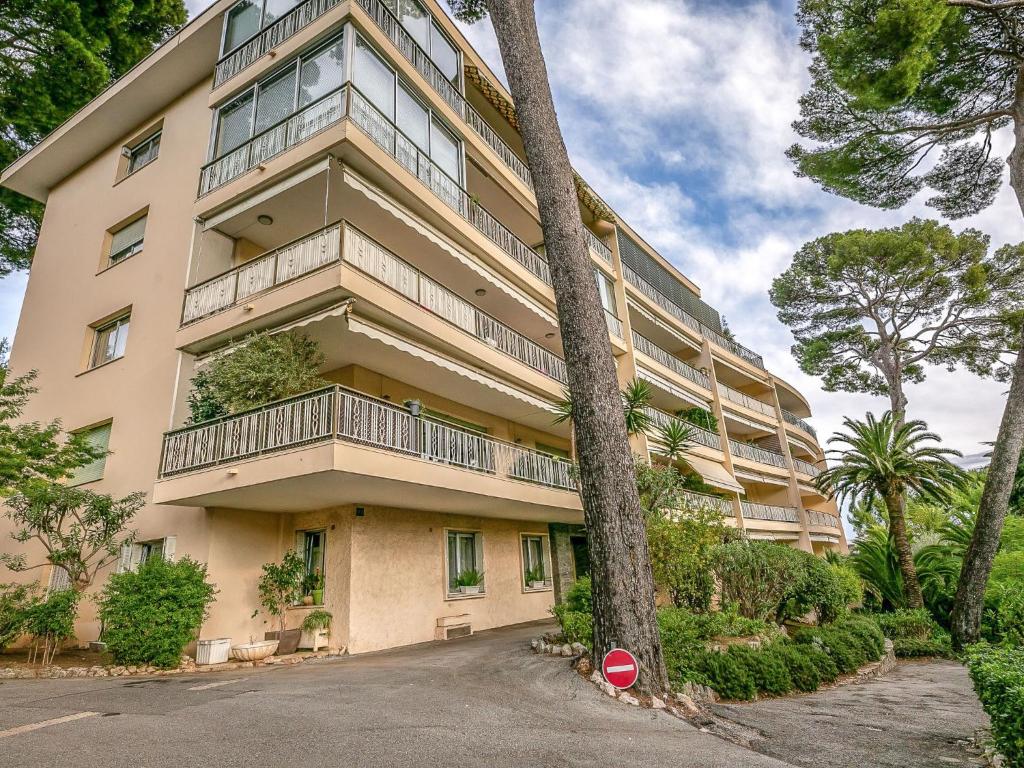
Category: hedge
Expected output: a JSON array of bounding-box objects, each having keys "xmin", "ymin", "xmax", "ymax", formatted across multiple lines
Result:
[{"xmin": 966, "ymin": 645, "xmax": 1024, "ymax": 768}]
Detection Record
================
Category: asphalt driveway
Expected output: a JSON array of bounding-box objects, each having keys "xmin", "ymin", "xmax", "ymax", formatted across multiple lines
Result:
[{"xmin": 0, "ymin": 620, "xmax": 787, "ymax": 768}]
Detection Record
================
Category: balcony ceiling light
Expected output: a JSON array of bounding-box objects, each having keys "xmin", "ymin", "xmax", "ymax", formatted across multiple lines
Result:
[
  {"xmin": 545, "ymin": 332, "xmax": 555, "ymax": 339},
  {"xmin": 475, "ymin": 288, "xmax": 486, "ymax": 296},
  {"xmin": 257, "ymin": 214, "xmax": 274, "ymax": 226}
]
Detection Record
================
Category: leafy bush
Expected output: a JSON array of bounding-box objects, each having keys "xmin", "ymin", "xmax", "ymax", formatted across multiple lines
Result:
[
  {"xmin": 0, "ymin": 583, "xmax": 38, "ymax": 651},
  {"xmin": 677, "ymin": 407, "xmax": 718, "ymax": 433},
  {"xmin": 892, "ymin": 637, "xmax": 949, "ymax": 657},
  {"xmin": 255, "ymin": 550, "xmax": 304, "ymax": 640},
  {"xmin": 769, "ymin": 643, "xmax": 822, "ymax": 692},
  {"xmin": 983, "ymin": 581, "xmax": 1024, "ymax": 648},
  {"xmin": 24, "ymin": 589, "xmax": 80, "ymax": 665},
  {"xmin": 98, "ymin": 557, "xmax": 216, "ymax": 669},
  {"xmin": 966, "ymin": 645, "xmax": 1024, "ymax": 768},
  {"xmin": 561, "ymin": 576, "xmax": 592, "ymax": 614},
  {"xmin": 712, "ymin": 540, "xmax": 806, "ymax": 621},
  {"xmin": 792, "ymin": 616, "xmax": 885, "ymax": 674},
  {"xmin": 872, "ymin": 608, "xmax": 934, "ymax": 640},
  {"xmin": 550, "ymin": 577, "xmax": 594, "ymax": 648},
  {"xmin": 726, "ymin": 644, "xmax": 793, "ymax": 696},
  {"xmin": 698, "ymin": 648, "xmax": 757, "ymax": 700},
  {"xmin": 779, "ymin": 551, "xmax": 862, "ymax": 623}
]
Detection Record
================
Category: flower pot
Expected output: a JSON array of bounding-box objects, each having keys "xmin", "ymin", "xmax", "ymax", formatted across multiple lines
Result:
[
  {"xmin": 197, "ymin": 638, "xmax": 232, "ymax": 665},
  {"xmin": 528, "ymin": 581, "xmax": 546, "ymax": 590},
  {"xmin": 299, "ymin": 628, "xmax": 330, "ymax": 652},
  {"xmin": 301, "ymin": 594, "xmax": 314, "ymax": 606},
  {"xmin": 265, "ymin": 629, "xmax": 302, "ymax": 655},
  {"xmin": 231, "ymin": 640, "xmax": 278, "ymax": 662},
  {"xmin": 458, "ymin": 585, "xmax": 481, "ymax": 595},
  {"xmin": 312, "ymin": 588, "xmax": 324, "ymax": 605}
]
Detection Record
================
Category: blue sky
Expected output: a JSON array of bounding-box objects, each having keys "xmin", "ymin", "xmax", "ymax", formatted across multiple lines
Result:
[{"xmin": 1, "ymin": 0, "xmax": 1015, "ymax": 467}]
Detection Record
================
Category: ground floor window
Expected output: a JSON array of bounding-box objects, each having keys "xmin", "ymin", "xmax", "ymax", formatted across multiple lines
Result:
[
  {"xmin": 119, "ymin": 537, "xmax": 176, "ymax": 573},
  {"xmin": 521, "ymin": 534, "xmax": 552, "ymax": 590},
  {"xmin": 447, "ymin": 530, "xmax": 484, "ymax": 596},
  {"xmin": 298, "ymin": 530, "xmax": 325, "ymax": 604}
]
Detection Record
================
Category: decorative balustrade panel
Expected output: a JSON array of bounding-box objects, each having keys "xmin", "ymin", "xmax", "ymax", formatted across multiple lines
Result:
[
  {"xmin": 632, "ymin": 332, "xmax": 710, "ymax": 389},
  {"xmin": 807, "ymin": 510, "xmax": 842, "ymax": 529},
  {"xmin": 728, "ymin": 439, "xmax": 788, "ymax": 469},
  {"xmin": 741, "ymin": 502, "xmax": 800, "ymax": 523},
  {"xmin": 681, "ymin": 490, "xmax": 733, "ymax": 515},
  {"xmin": 793, "ymin": 458, "xmax": 822, "ymax": 477},
  {"xmin": 604, "ymin": 310, "xmax": 624, "ymax": 339},
  {"xmin": 782, "ymin": 408, "xmax": 817, "ymax": 437},
  {"xmin": 643, "ymin": 406, "xmax": 722, "ymax": 451},
  {"xmin": 586, "ymin": 229, "xmax": 612, "ymax": 264},
  {"xmin": 717, "ymin": 383, "xmax": 775, "ymax": 417}
]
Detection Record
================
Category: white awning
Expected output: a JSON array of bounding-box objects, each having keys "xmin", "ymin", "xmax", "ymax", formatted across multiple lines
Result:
[
  {"xmin": 734, "ymin": 468, "xmax": 790, "ymax": 487},
  {"xmin": 684, "ymin": 455, "xmax": 744, "ymax": 493},
  {"xmin": 638, "ymin": 368, "xmax": 710, "ymax": 409}
]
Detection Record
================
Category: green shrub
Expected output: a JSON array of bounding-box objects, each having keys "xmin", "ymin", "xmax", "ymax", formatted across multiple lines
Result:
[
  {"xmin": 872, "ymin": 609, "xmax": 935, "ymax": 640},
  {"xmin": 698, "ymin": 649, "xmax": 757, "ymax": 700},
  {"xmin": 803, "ymin": 642, "xmax": 840, "ymax": 683},
  {"xmin": 793, "ymin": 617, "xmax": 884, "ymax": 674},
  {"xmin": 562, "ymin": 577, "xmax": 592, "ymax": 614},
  {"xmin": 966, "ymin": 645, "xmax": 1024, "ymax": 768},
  {"xmin": 98, "ymin": 556, "xmax": 216, "ymax": 669},
  {"xmin": 779, "ymin": 552, "xmax": 861, "ymax": 624},
  {"xmin": 712, "ymin": 540, "xmax": 806, "ymax": 621},
  {"xmin": 24, "ymin": 589, "xmax": 80, "ymax": 665},
  {"xmin": 727, "ymin": 643, "xmax": 793, "ymax": 696},
  {"xmin": 769, "ymin": 643, "xmax": 822, "ymax": 692},
  {"xmin": 983, "ymin": 581, "xmax": 1024, "ymax": 648},
  {"xmin": 551, "ymin": 609, "xmax": 593, "ymax": 649},
  {"xmin": 892, "ymin": 637, "xmax": 949, "ymax": 657},
  {"xmin": 0, "ymin": 583, "xmax": 38, "ymax": 651}
]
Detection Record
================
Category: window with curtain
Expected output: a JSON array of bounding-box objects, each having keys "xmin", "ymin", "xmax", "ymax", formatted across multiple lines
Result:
[
  {"xmin": 354, "ymin": 36, "xmax": 396, "ymax": 120},
  {"xmin": 68, "ymin": 422, "xmax": 112, "ymax": 485},
  {"xmin": 299, "ymin": 38, "xmax": 345, "ymax": 107},
  {"xmin": 447, "ymin": 530, "xmax": 482, "ymax": 594},
  {"xmin": 429, "ymin": 118, "xmax": 460, "ymax": 182},
  {"xmin": 108, "ymin": 216, "xmax": 147, "ymax": 265},
  {"xmin": 216, "ymin": 93, "xmax": 255, "ymax": 157},
  {"xmin": 595, "ymin": 271, "xmax": 617, "ymax": 315},
  {"xmin": 396, "ymin": 83, "xmax": 429, "ymax": 151},
  {"xmin": 90, "ymin": 315, "xmax": 130, "ymax": 369},
  {"xmin": 296, "ymin": 529, "xmax": 326, "ymax": 603},
  {"xmin": 521, "ymin": 534, "xmax": 549, "ymax": 587}
]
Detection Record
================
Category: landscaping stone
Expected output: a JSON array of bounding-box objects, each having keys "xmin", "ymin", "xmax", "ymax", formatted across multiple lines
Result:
[
  {"xmin": 651, "ymin": 696, "xmax": 666, "ymax": 710},
  {"xmin": 560, "ymin": 644, "xmax": 573, "ymax": 657},
  {"xmin": 570, "ymin": 642, "xmax": 586, "ymax": 655},
  {"xmin": 619, "ymin": 693, "xmax": 640, "ymax": 706}
]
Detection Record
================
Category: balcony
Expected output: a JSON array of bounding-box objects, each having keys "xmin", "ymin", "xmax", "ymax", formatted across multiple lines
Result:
[
  {"xmin": 793, "ymin": 457, "xmax": 822, "ymax": 478},
  {"xmin": 717, "ymin": 382, "xmax": 775, "ymax": 419},
  {"xmin": 154, "ymin": 385, "xmax": 581, "ymax": 518},
  {"xmin": 807, "ymin": 510, "xmax": 842, "ymax": 529},
  {"xmin": 782, "ymin": 408, "xmax": 817, "ymax": 438},
  {"xmin": 214, "ymin": 0, "xmax": 343, "ymax": 87},
  {"xmin": 741, "ymin": 502, "xmax": 799, "ymax": 523},
  {"xmin": 632, "ymin": 331, "xmax": 710, "ymax": 390},
  {"xmin": 680, "ymin": 490, "xmax": 734, "ymax": 516},
  {"xmin": 585, "ymin": 229, "xmax": 613, "ymax": 265},
  {"xmin": 643, "ymin": 405, "xmax": 721, "ymax": 451},
  {"xmin": 728, "ymin": 439, "xmax": 788, "ymax": 470}
]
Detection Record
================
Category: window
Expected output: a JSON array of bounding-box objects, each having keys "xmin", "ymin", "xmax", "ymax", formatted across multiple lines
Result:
[
  {"xmin": 211, "ymin": 34, "xmax": 345, "ymax": 160},
  {"xmin": 107, "ymin": 216, "xmax": 146, "ymax": 266},
  {"xmin": 118, "ymin": 537, "xmax": 176, "ymax": 573},
  {"xmin": 595, "ymin": 270, "xmax": 617, "ymax": 315},
  {"xmin": 521, "ymin": 534, "xmax": 551, "ymax": 589},
  {"xmin": 447, "ymin": 530, "xmax": 483, "ymax": 595},
  {"xmin": 90, "ymin": 314, "xmax": 130, "ymax": 369},
  {"xmin": 296, "ymin": 529, "xmax": 326, "ymax": 603},
  {"xmin": 47, "ymin": 565, "xmax": 72, "ymax": 594},
  {"xmin": 221, "ymin": 0, "xmax": 301, "ymax": 55},
  {"xmin": 125, "ymin": 132, "xmax": 161, "ymax": 175},
  {"xmin": 68, "ymin": 422, "xmax": 112, "ymax": 486},
  {"xmin": 380, "ymin": 0, "xmax": 460, "ymax": 85},
  {"xmin": 429, "ymin": 22, "xmax": 459, "ymax": 84}
]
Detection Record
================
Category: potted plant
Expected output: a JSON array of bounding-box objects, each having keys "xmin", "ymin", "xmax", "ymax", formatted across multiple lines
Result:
[
  {"xmin": 455, "ymin": 569, "xmax": 484, "ymax": 595},
  {"xmin": 254, "ymin": 550, "xmax": 304, "ymax": 655},
  {"xmin": 300, "ymin": 570, "xmax": 318, "ymax": 606},
  {"xmin": 310, "ymin": 568, "xmax": 324, "ymax": 606},
  {"xmin": 300, "ymin": 609, "xmax": 332, "ymax": 652},
  {"xmin": 525, "ymin": 566, "xmax": 546, "ymax": 590}
]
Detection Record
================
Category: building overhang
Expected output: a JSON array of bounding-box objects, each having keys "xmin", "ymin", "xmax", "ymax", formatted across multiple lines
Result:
[{"xmin": 684, "ymin": 455, "xmax": 743, "ymax": 494}]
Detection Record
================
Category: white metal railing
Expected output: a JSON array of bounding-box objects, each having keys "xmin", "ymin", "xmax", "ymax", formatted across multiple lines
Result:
[
  {"xmin": 160, "ymin": 386, "xmax": 577, "ymax": 491},
  {"xmin": 586, "ymin": 229, "xmax": 612, "ymax": 264},
  {"xmin": 728, "ymin": 439, "xmax": 788, "ymax": 469},
  {"xmin": 681, "ymin": 490, "xmax": 733, "ymax": 515},
  {"xmin": 741, "ymin": 501, "xmax": 800, "ymax": 523},
  {"xmin": 622, "ymin": 264, "xmax": 765, "ymax": 369},
  {"xmin": 782, "ymin": 408, "xmax": 817, "ymax": 437},
  {"xmin": 717, "ymin": 382, "xmax": 775, "ymax": 418},
  {"xmin": 182, "ymin": 224, "xmax": 342, "ymax": 323},
  {"xmin": 214, "ymin": 0, "xmax": 343, "ymax": 87},
  {"xmin": 199, "ymin": 87, "xmax": 345, "ymax": 195},
  {"xmin": 807, "ymin": 510, "xmax": 841, "ymax": 529},
  {"xmin": 343, "ymin": 225, "xmax": 567, "ymax": 382},
  {"xmin": 643, "ymin": 405, "xmax": 721, "ymax": 451},
  {"xmin": 604, "ymin": 310, "xmax": 624, "ymax": 339},
  {"xmin": 632, "ymin": 331, "xmax": 710, "ymax": 389},
  {"xmin": 793, "ymin": 458, "xmax": 822, "ymax": 477}
]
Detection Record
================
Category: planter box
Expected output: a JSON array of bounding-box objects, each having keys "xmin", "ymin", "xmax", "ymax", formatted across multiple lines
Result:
[
  {"xmin": 196, "ymin": 638, "xmax": 232, "ymax": 665},
  {"xmin": 265, "ymin": 629, "xmax": 302, "ymax": 655},
  {"xmin": 299, "ymin": 628, "xmax": 329, "ymax": 651}
]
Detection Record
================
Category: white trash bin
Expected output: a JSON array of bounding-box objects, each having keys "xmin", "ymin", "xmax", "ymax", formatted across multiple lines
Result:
[{"xmin": 196, "ymin": 638, "xmax": 232, "ymax": 665}]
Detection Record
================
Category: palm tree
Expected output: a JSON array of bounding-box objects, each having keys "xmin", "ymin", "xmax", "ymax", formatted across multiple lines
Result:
[
  {"xmin": 552, "ymin": 388, "xmax": 576, "ymax": 460},
  {"xmin": 656, "ymin": 419, "xmax": 696, "ymax": 463},
  {"xmin": 817, "ymin": 412, "xmax": 965, "ymax": 609},
  {"xmin": 621, "ymin": 379, "xmax": 653, "ymax": 437}
]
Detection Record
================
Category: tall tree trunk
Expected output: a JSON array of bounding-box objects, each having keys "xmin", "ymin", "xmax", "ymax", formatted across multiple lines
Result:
[
  {"xmin": 951, "ymin": 341, "xmax": 1024, "ymax": 649},
  {"xmin": 884, "ymin": 488, "xmax": 923, "ymax": 608},
  {"xmin": 481, "ymin": 0, "xmax": 667, "ymax": 693}
]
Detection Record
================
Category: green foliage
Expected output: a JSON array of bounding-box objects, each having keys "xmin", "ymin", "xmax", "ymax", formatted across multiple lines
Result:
[
  {"xmin": 790, "ymin": 0, "xmax": 1021, "ymax": 226},
  {"xmin": 677, "ymin": 407, "xmax": 717, "ymax": 433},
  {"xmin": 300, "ymin": 609, "xmax": 333, "ymax": 633},
  {"xmin": 698, "ymin": 648, "xmax": 758, "ymax": 700},
  {"xmin": 770, "ymin": 221, "xmax": 1024, "ymax": 395},
  {"xmin": 0, "ymin": 582, "xmax": 38, "ymax": 650},
  {"xmin": 24, "ymin": 588, "xmax": 79, "ymax": 663},
  {"xmin": 872, "ymin": 608, "xmax": 935, "ymax": 640},
  {"xmin": 726, "ymin": 644, "xmax": 794, "ymax": 696},
  {"xmin": 621, "ymin": 378, "xmax": 654, "ymax": 436},
  {"xmin": 656, "ymin": 419, "xmax": 696, "ymax": 462},
  {"xmin": 255, "ymin": 550, "xmax": 305, "ymax": 637},
  {"xmin": 983, "ymin": 583, "xmax": 1024, "ymax": 649},
  {"xmin": 0, "ymin": 342, "xmax": 106, "ymax": 494},
  {"xmin": 525, "ymin": 565, "xmax": 544, "ymax": 583},
  {"xmin": 0, "ymin": 0, "xmax": 187, "ymax": 274},
  {"xmin": 892, "ymin": 636, "xmax": 950, "ymax": 658},
  {"xmin": 770, "ymin": 643, "xmax": 824, "ymax": 692},
  {"xmin": 551, "ymin": 609, "xmax": 593, "ymax": 649},
  {"xmin": 187, "ymin": 331, "xmax": 327, "ymax": 423},
  {"xmin": 562, "ymin": 576, "xmax": 593, "ymax": 614},
  {"xmin": 779, "ymin": 550, "xmax": 862, "ymax": 624},
  {"xmin": 792, "ymin": 616, "xmax": 885, "ymax": 674},
  {"xmin": 454, "ymin": 569, "xmax": 484, "ymax": 588},
  {"xmin": 712, "ymin": 540, "xmax": 807, "ymax": 622},
  {"xmin": 1, "ymin": 480, "xmax": 143, "ymax": 589},
  {"xmin": 98, "ymin": 556, "xmax": 216, "ymax": 669},
  {"xmin": 966, "ymin": 645, "xmax": 1024, "ymax": 768}
]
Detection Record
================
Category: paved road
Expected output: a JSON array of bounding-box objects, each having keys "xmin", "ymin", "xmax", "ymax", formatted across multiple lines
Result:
[
  {"xmin": 0, "ymin": 620, "xmax": 788, "ymax": 768},
  {"xmin": 713, "ymin": 660, "xmax": 988, "ymax": 768}
]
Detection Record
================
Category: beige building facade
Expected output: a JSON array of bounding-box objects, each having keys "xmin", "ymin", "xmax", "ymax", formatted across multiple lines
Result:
[{"xmin": 1, "ymin": 0, "xmax": 845, "ymax": 653}]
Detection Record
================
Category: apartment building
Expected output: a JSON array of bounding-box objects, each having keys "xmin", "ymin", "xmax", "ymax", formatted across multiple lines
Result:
[{"xmin": 0, "ymin": 0, "xmax": 845, "ymax": 652}]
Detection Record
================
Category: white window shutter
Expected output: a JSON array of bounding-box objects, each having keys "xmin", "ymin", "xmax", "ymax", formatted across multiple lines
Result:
[
  {"xmin": 117, "ymin": 543, "xmax": 133, "ymax": 573},
  {"xmin": 130, "ymin": 543, "xmax": 145, "ymax": 572},
  {"xmin": 161, "ymin": 536, "xmax": 176, "ymax": 561}
]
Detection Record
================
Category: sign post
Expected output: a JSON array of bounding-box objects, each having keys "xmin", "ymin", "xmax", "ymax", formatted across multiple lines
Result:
[{"xmin": 601, "ymin": 648, "xmax": 639, "ymax": 690}]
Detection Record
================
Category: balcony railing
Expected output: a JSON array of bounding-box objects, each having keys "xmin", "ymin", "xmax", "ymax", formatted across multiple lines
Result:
[
  {"xmin": 728, "ymin": 439, "xmax": 788, "ymax": 469},
  {"xmin": 631, "ymin": 331, "xmax": 710, "ymax": 389},
  {"xmin": 585, "ymin": 229, "xmax": 612, "ymax": 264},
  {"xmin": 793, "ymin": 458, "xmax": 822, "ymax": 478},
  {"xmin": 807, "ymin": 510, "xmax": 842, "ymax": 529},
  {"xmin": 344, "ymin": 225, "xmax": 567, "ymax": 382},
  {"xmin": 717, "ymin": 383, "xmax": 775, "ymax": 418},
  {"xmin": 604, "ymin": 310, "xmax": 624, "ymax": 339},
  {"xmin": 159, "ymin": 385, "xmax": 577, "ymax": 491},
  {"xmin": 782, "ymin": 408, "xmax": 816, "ymax": 438},
  {"xmin": 741, "ymin": 501, "xmax": 799, "ymax": 523},
  {"xmin": 214, "ymin": 0, "xmax": 343, "ymax": 87},
  {"xmin": 182, "ymin": 223, "xmax": 342, "ymax": 324},
  {"xmin": 643, "ymin": 405, "xmax": 722, "ymax": 451},
  {"xmin": 622, "ymin": 264, "xmax": 764, "ymax": 369},
  {"xmin": 681, "ymin": 490, "xmax": 734, "ymax": 516}
]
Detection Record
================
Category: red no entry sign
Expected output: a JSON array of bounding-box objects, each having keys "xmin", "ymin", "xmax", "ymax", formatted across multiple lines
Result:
[{"xmin": 602, "ymin": 648, "xmax": 639, "ymax": 690}]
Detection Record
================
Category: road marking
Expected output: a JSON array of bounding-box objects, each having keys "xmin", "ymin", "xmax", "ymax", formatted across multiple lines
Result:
[
  {"xmin": 188, "ymin": 678, "xmax": 247, "ymax": 691},
  {"xmin": 606, "ymin": 664, "xmax": 636, "ymax": 673},
  {"xmin": 0, "ymin": 711, "xmax": 99, "ymax": 739}
]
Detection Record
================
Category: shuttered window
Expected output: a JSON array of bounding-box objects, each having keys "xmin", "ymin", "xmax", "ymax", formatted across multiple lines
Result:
[
  {"xmin": 47, "ymin": 565, "xmax": 72, "ymax": 594},
  {"xmin": 118, "ymin": 536, "xmax": 176, "ymax": 573},
  {"xmin": 108, "ymin": 216, "xmax": 146, "ymax": 265},
  {"xmin": 68, "ymin": 422, "xmax": 112, "ymax": 486}
]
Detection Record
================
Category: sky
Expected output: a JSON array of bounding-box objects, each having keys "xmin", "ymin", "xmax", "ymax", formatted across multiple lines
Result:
[{"xmin": 0, "ymin": 0, "xmax": 1016, "ymax": 485}]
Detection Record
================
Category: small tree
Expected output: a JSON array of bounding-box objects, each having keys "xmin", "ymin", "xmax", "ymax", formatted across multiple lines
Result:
[
  {"xmin": 187, "ymin": 331, "xmax": 327, "ymax": 422},
  {"xmin": 1, "ymin": 480, "xmax": 144, "ymax": 591},
  {"xmin": 0, "ymin": 582, "xmax": 38, "ymax": 651},
  {"xmin": 255, "ymin": 550, "xmax": 304, "ymax": 645},
  {"xmin": 24, "ymin": 589, "xmax": 79, "ymax": 666}
]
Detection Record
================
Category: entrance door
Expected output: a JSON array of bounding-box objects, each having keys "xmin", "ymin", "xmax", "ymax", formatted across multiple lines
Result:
[{"xmin": 570, "ymin": 536, "xmax": 590, "ymax": 579}]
